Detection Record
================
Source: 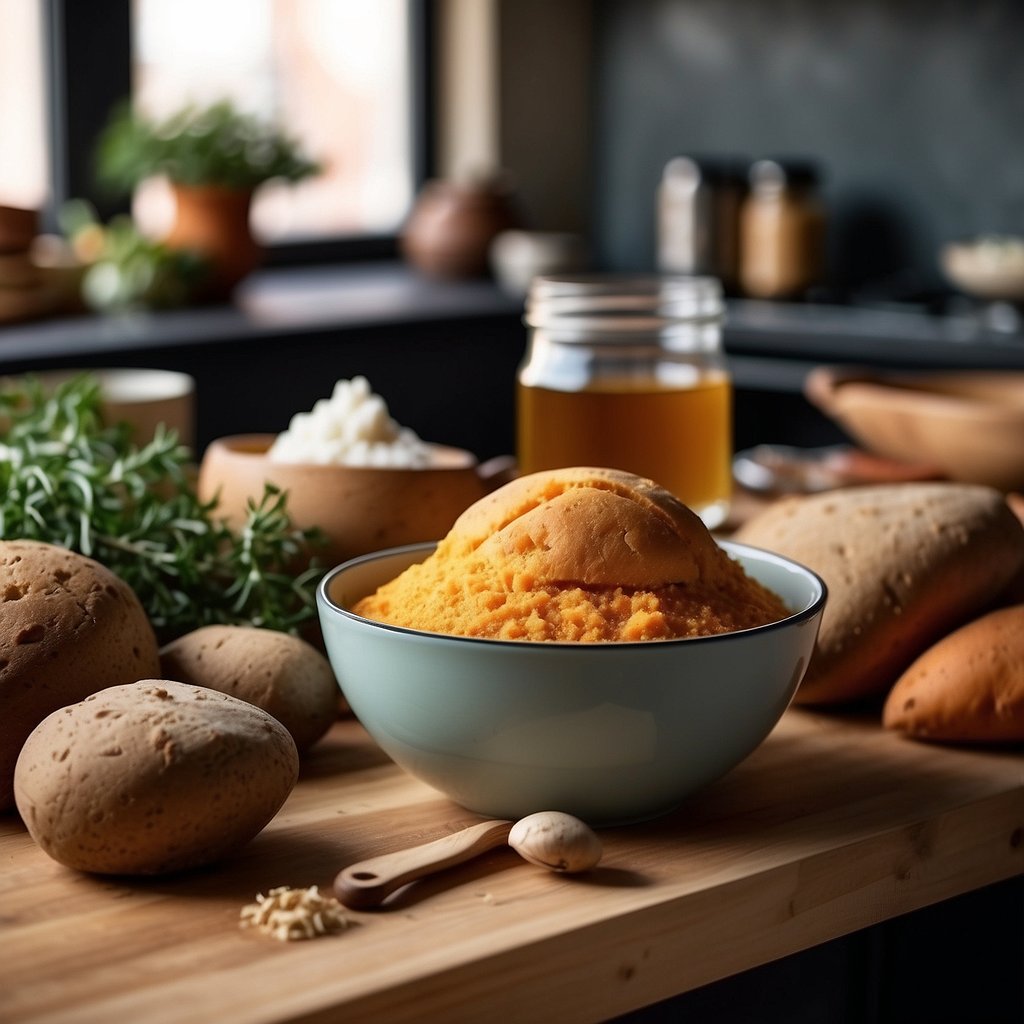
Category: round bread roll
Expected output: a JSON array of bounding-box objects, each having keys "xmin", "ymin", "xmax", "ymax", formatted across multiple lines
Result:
[
  {"xmin": 159, "ymin": 625, "xmax": 338, "ymax": 752},
  {"xmin": 883, "ymin": 604, "xmax": 1024, "ymax": 742},
  {"xmin": 735, "ymin": 483, "xmax": 1024, "ymax": 705},
  {"xmin": 0, "ymin": 540, "xmax": 160, "ymax": 811},
  {"xmin": 14, "ymin": 680, "xmax": 299, "ymax": 875},
  {"xmin": 450, "ymin": 466, "xmax": 723, "ymax": 587}
]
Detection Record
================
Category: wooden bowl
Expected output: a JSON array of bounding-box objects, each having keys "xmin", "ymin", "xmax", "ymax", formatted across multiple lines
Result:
[
  {"xmin": 198, "ymin": 434, "xmax": 499, "ymax": 567},
  {"xmin": 0, "ymin": 205, "xmax": 39, "ymax": 253},
  {"xmin": 805, "ymin": 366, "xmax": 1024, "ymax": 491}
]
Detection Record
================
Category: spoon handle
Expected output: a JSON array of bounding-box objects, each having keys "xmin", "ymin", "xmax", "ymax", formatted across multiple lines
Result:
[{"xmin": 334, "ymin": 819, "xmax": 513, "ymax": 909}]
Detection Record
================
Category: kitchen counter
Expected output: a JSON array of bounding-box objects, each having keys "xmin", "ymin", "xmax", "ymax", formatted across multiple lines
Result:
[
  {"xmin": 0, "ymin": 265, "xmax": 530, "ymax": 459},
  {"xmin": 2, "ymin": 708, "xmax": 1021, "ymax": 1024},
  {"xmin": 2, "ymin": 264, "xmax": 1022, "ymax": 362},
  {"xmin": 0, "ymin": 264, "xmax": 524, "ymax": 363},
  {"xmin": 3, "ymin": 263, "xmax": 1023, "ymax": 458}
]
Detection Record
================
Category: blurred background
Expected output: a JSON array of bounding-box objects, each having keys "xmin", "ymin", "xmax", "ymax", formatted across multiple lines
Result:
[
  {"xmin": 1, "ymin": 0, "xmax": 1023, "ymax": 455},
  {"xmin": 5, "ymin": 1, "xmax": 1022, "ymax": 279}
]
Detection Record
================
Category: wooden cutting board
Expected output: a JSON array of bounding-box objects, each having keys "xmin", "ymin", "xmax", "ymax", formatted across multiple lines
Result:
[{"xmin": 2, "ymin": 709, "xmax": 1021, "ymax": 1024}]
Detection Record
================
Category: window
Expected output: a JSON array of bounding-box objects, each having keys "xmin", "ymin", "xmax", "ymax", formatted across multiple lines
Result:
[
  {"xmin": 39, "ymin": 0, "xmax": 432, "ymax": 259},
  {"xmin": 132, "ymin": 0, "xmax": 417, "ymax": 247},
  {"xmin": 0, "ymin": 0, "xmax": 48, "ymax": 211}
]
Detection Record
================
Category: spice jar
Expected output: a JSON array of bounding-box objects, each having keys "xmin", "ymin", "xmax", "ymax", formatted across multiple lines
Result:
[
  {"xmin": 516, "ymin": 275, "xmax": 732, "ymax": 528},
  {"xmin": 738, "ymin": 159, "xmax": 825, "ymax": 299},
  {"xmin": 656, "ymin": 156, "xmax": 747, "ymax": 295}
]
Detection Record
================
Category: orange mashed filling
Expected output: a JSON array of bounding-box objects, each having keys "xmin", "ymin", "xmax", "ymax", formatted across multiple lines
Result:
[{"xmin": 353, "ymin": 545, "xmax": 790, "ymax": 642}]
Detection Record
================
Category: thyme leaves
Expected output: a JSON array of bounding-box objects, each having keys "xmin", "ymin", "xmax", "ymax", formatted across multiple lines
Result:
[{"xmin": 0, "ymin": 375, "xmax": 322, "ymax": 641}]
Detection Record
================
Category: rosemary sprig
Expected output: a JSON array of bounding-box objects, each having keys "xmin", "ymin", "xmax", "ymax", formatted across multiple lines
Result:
[{"xmin": 0, "ymin": 374, "xmax": 323, "ymax": 642}]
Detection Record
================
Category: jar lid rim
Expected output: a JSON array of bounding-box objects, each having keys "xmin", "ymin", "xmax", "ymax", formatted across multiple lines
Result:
[
  {"xmin": 530, "ymin": 273, "xmax": 721, "ymax": 292},
  {"xmin": 526, "ymin": 274, "xmax": 724, "ymax": 328}
]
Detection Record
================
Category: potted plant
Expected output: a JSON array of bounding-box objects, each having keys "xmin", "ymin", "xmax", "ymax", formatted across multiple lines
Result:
[
  {"xmin": 96, "ymin": 100, "xmax": 319, "ymax": 296},
  {"xmin": 58, "ymin": 200, "xmax": 208, "ymax": 313}
]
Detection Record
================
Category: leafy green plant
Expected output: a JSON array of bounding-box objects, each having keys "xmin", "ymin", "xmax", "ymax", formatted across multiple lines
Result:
[
  {"xmin": 96, "ymin": 100, "xmax": 320, "ymax": 194},
  {"xmin": 60, "ymin": 200, "xmax": 208, "ymax": 312},
  {"xmin": 0, "ymin": 374, "xmax": 323, "ymax": 642}
]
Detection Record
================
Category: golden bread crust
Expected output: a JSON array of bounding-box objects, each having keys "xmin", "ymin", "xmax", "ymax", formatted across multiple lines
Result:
[{"xmin": 451, "ymin": 467, "xmax": 720, "ymax": 587}]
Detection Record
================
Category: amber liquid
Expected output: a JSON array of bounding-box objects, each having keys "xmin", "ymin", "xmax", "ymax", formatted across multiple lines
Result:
[{"xmin": 517, "ymin": 375, "xmax": 733, "ymax": 525}]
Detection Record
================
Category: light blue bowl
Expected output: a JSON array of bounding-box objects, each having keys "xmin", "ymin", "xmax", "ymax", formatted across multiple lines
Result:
[{"xmin": 317, "ymin": 541, "xmax": 826, "ymax": 825}]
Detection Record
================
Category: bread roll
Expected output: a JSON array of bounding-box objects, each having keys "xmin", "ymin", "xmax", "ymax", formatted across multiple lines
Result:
[
  {"xmin": 734, "ymin": 483, "xmax": 1024, "ymax": 705},
  {"xmin": 883, "ymin": 605, "xmax": 1024, "ymax": 742},
  {"xmin": 0, "ymin": 540, "xmax": 160, "ymax": 810},
  {"xmin": 451, "ymin": 466, "xmax": 722, "ymax": 588}
]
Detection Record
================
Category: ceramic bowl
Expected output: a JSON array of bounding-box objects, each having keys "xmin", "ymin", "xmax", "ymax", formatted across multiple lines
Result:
[
  {"xmin": 806, "ymin": 365, "xmax": 1024, "ymax": 491},
  {"xmin": 0, "ymin": 367, "xmax": 196, "ymax": 449},
  {"xmin": 317, "ymin": 541, "xmax": 826, "ymax": 825},
  {"xmin": 198, "ymin": 435, "xmax": 498, "ymax": 567},
  {"xmin": 489, "ymin": 230, "xmax": 588, "ymax": 295},
  {"xmin": 940, "ymin": 237, "xmax": 1024, "ymax": 302}
]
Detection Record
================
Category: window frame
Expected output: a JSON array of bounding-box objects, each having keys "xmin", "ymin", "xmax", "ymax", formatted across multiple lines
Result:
[{"xmin": 42, "ymin": 0, "xmax": 434, "ymax": 262}]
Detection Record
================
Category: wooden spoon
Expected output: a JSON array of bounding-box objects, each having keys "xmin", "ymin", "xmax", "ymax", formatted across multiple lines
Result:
[{"xmin": 334, "ymin": 812, "xmax": 602, "ymax": 909}]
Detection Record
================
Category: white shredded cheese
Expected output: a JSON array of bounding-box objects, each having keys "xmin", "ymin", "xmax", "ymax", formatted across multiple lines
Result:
[{"xmin": 267, "ymin": 376, "xmax": 432, "ymax": 467}]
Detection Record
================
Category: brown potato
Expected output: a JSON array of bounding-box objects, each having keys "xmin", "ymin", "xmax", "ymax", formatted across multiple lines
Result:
[
  {"xmin": 0, "ymin": 540, "xmax": 160, "ymax": 810},
  {"xmin": 14, "ymin": 680, "xmax": 298, "ymax": 874},
  {"xmin": 159, "ymin": 625, "xmax": 338, "ymax": 752}
]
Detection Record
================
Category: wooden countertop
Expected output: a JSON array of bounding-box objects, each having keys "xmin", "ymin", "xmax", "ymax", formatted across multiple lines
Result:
[{"xmin": 2, "ymin": 709, "xmax": 1022, "ymax": 1024}]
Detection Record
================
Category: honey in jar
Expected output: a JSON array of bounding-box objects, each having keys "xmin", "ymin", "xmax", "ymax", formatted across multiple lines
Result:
[{"xmin": 517, "ymin": 275, "xmax": 732, "ymax": 528}]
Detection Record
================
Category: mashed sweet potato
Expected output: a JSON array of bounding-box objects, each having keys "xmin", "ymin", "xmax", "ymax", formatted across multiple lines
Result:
[
  {"xmin": 352, "ymin": 467, "xmax": 790, "ymax": 643},
  {"xmin": 354, "ymin": 548, "xmax": 790, "ymax": 642}
]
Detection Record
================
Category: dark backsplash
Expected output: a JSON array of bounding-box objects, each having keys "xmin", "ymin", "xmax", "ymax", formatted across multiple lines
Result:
[{"xmin": 590, "ymin": 0, "xmax": 1024, "ymax": 293}]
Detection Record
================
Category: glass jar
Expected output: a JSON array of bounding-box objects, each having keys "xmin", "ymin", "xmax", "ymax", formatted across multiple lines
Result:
[
  {"xmin": 656, "ymin": 155, "xmax": 747, "ymax": 295},
  {"xmin": 738, "ymin": 158, "xmax": 825, "ymax": 300},
  {"xmin": 516, "ymin": 274, "xmax": 732, "ymax": 529}
]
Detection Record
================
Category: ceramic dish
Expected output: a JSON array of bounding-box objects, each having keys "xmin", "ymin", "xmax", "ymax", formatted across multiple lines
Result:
[
  {"xmin": 940, "ymin": 236, "xmax": 1024, "ymax": 302},
  {"xmin": 198, "ymin": 434, "xmax": 498, "ymax": 567},
  {"xmin": 0, "ymin": 367, "xmax": 196, "ymax": 448},
  {"xmin": 317, "ymin": 541, "xmax": 826, "ymax": 825}
]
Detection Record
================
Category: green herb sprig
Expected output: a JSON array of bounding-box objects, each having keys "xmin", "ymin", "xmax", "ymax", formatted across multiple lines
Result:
[
  {"xmin": 59, "ymin": 200, "xmax": 209, "ymax": 313},
  {"xmin": 0, "ymin": 375, "xmax": 323, "ymax": 642}
]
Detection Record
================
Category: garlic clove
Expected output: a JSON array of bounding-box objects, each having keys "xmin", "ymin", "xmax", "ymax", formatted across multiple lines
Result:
[{"xmin": 508, "ymin": 811, "xmax": 602, "ymax": 873}]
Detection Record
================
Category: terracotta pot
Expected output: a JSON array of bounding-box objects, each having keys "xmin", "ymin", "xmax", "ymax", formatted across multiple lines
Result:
[
  {"xmin": 164, "ymin": 183, "xmax": 261, "ymax": 297},
  {"xmin": 401, "ymin": 178, "xmax": 520, "ymax": 279}
]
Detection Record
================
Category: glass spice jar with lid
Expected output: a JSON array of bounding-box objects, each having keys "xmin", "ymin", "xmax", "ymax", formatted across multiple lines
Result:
[
  {"xmin": 657, "ymin": 155, "xmax": 748, "ymax": 295},
  {"xmin": 516, "ymin": 274, "xmax": 732, "ymax": 529},
  {"xmin": 738, "ymin": 158, "xmax": 826, "ymax": 300}
]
